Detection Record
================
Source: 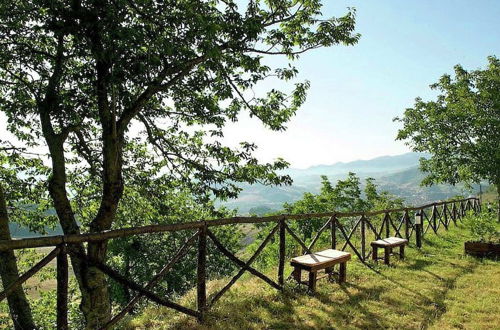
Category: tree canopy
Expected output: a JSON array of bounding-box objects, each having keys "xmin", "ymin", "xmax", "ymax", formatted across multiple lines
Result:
[
  {"xmin": 0, "ymin": 0, "xmax": 359, "ymax": 327},
  {"xmin": 395, "ymin": 56, "xmax": 500, "ymax": 219},
  {"xmin": 282, "ymin": 173, "xmax": 404, "ymax": 240}
]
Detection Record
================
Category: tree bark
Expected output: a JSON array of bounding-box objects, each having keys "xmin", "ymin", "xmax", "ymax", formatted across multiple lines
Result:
[
  {"xmin": 496, "ymin": 183, "xmax": 500, "ymax": 223},
  {"xmin": 37, "ymin": 28, "xmax": 114, "ymax": 325},
  {"xmin": 44, "ymin": 135, "xmax": 112, "ymax": 329},
  {"xmin": 0, "ymin": 184, "xmax": 36, "ymax": 330}
]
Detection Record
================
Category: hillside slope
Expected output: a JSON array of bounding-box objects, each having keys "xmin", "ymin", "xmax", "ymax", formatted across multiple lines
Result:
[
  {"xmin": 282, "ymin": 152, "xmax": 429, "ymax": 177},
  {"xmin": 126, "ymin": 223, "xmax": 499, "ymax": 329},
  {"xmin": 219, "ymin": 152, "xmax": 479, "ymax": 214}
]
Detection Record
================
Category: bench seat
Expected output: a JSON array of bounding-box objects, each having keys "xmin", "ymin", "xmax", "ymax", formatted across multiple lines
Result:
[
  {"xmin": 290, "ymin": 249, "xmax": 351, "ymax": 292},
  {"xmin": 371, "ymin": 237, "xmax": 408, "ymax": 265},
  {"xmin": 371, "ymin": 237, "xmax": 408, "ymax": 247},
  {"xmin": 291, "ymin": 249, "xmax": 351, "ymax": 272}
]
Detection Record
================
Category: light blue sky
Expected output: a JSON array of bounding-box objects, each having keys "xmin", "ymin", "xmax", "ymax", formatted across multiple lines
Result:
[{"xmin": 223, "ymin": 0, "xmax": 500, "ymax": 168}]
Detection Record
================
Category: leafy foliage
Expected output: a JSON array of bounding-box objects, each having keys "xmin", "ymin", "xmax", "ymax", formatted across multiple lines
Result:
[
  {"xmin": 0, "ymin": 0, "xmax": 359, "ymax": 202},
  {"xmin": 281, "ymin": 173, "xmax": 404, "ymax": 241},
  {"xmin": 252, "ymin": 173, "xmax": 404, "ymax": 267},
  {"xmin": 0, "ymin": 0, "xmax": 359, "ymax": 325},
  {"xmin": 395, "ymin": 56, "xmax": 500, "ymax": 190},
  {"xmin": 464, "ymin": 210, "xmax": 499, "ymax": 243},
  {"xmin": 105, "ymin": 188, "xmax": 243, "ymax": 306},
  {"xmin": 0, "ymin": 148, "xmax": 56, "ymax": 234}
]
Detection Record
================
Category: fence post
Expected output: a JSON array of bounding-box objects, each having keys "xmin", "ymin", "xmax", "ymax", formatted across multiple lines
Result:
[
  {"xmin": 431, "ymin": 205, "xmax": 437, "ymax": 233},
  {"xmin": 443, "ymin": 204, "xmax": 448, "ymax": 230},
  {"xmin": 360, "ymin": 216, "xmax": 366, "ymax": 261},
  {"xmin": 452, "ymin": 203, "xmax": 457, "ymax": 224},
  {"xmin": 331, "ymin": 215, "xmax": 337, "ymax": 249},
  {"xmin": 57, "ymin": 244, "xmax": 68, "ymax": 330},
  {"xmin": 385, "ymin": 213, "xmax": 390, "ymax": 238},
  {"xmin": 278, "ymin": 218, "xmax": 286, "ymax": 286},
  {"xmin": 415, "ymin": 210, "xmax": 422, "ymax": 248},
  {"xmin": 404, "ymin": 209, "xmax": 410, "ymax": 240},
  {"xmin": 197, "ymin": 223, "xmax": 207, "ymax": 322}
]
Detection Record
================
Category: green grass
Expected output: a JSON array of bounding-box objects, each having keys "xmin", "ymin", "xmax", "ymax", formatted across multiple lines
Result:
[{"xmin": 125, "ymin": 222, "xmax": 499, "ymax": 330}]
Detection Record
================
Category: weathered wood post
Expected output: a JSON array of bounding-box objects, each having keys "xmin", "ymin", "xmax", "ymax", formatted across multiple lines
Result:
[
  {"xmin": 452, "ymin": 203, "xmax": 457, "ymax": 224},
  {"xmin": 415, "ymin": 210, "xmax": 422, "ymax": 248},
  {"xmin": 330, "ymin": 215, "xmax": 337, "ymax": 250},
  {"xmin": 443, "ymin": 204, "xmax": 449, "ymax": 230},
  {"xmin": 57, "ymin": 244, "xmax": 68, "ymax": 330},
  {"xmin": 385, "ymin": 213, "xmax": 390, "ymax": 238},
  {"xmin": 431, "ymin": 205, "xmax": 437, "ymax": 234},
  {"xmin": 278, "ymin": 217, "xmax": 286, "ymax": 286},
  {"xmin": 197, "ymin": 222, "xmax": 207, "ymax": 322},
  {"xmin": 404, "ymin": 209, "xmax": 410, "ymax": 240},
  {"xmin": 360, "ymin": 215, "xmax": 366, "ymax": 261}
]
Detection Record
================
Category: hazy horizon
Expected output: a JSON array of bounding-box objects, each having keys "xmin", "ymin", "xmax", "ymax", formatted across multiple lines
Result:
[
  {"xmin": 222, "ymin": 0, "xmax": 500, "ymax": 168},
  {"xmin": 1, "ymin": 1, "xmax": 498, "ymax": 170}
]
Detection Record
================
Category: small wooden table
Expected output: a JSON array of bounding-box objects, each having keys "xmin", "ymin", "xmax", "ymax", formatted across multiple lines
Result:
[
  {"xmin": 290, "ymin": 249, "xmax": 351, "ymax": 292},
  {"xmin": 371, "ymin": 237, "xmax": 408, "ymax": 265}
]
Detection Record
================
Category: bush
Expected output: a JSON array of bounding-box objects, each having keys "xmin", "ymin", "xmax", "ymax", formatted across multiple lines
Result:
[{"xmin": 464, "ymin": 210, "xmax": 499, "ymax": 243}]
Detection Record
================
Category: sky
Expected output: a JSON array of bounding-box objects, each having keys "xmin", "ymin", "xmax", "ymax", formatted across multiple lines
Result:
[
  {"xmin": 1, "ymin": 1, "xmax": 499, "ymax": 170},
  {"xmin": 222, "ymin": 0, "xmax": 500, "ymax": 168}
]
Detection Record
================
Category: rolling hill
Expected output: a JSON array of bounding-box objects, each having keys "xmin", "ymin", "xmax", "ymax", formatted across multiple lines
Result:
[{"xmin": 219, "ymin": 152, "xmax": 479, "ymax": 214}]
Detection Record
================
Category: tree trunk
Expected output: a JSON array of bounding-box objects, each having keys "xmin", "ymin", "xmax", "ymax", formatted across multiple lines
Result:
[
  {"xmin": 496, "ymin": 183, "xmax": 500, "ymax": 223},
  {"xmin": 37, "ymin": 28, "xmax": 114, "ymax": 327},
  {"xmin": 45, "ymin": 143, "xmax": 112, "ymax": 329},
  {"xmin": 0, "ymin": 184, "xmax": 36, "ymax": 330}
]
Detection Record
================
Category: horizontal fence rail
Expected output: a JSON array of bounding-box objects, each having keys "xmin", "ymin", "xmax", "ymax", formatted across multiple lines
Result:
[{"xmin": 0, "ymin": 197, "xmax": 480, "ymax": 328}]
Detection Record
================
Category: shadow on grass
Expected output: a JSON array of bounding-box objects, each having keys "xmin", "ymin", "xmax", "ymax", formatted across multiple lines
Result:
[
  {"xmin": 199, "ymin": 282, "xmax": 391, "ymax": 329},
  {"xmin": 364, "ymin": 247, "xmax": 479, "ymax": 329},
  {"xmin": 133, "ymin": 224, "xmax": 484, "ymax": 329},
  {"xmin": 364, "ymin": 263, "xmax": 435, "ymax": 305}
]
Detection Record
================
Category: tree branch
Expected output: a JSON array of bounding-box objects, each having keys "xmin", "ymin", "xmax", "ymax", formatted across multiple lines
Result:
[{"xmin": 117, "ymin": 55, "xmax": 207, "ymax": 134}]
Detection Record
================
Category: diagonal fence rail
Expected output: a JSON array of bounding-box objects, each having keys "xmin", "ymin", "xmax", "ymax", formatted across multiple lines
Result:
[{"xmin": 0, "ymin": 197, "xmax": 480, "ymax": 328}]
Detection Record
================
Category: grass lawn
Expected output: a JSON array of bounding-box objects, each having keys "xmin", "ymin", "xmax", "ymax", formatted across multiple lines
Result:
[{"xmin": 126, "ymin": 222, "xmax": 499, "ymax": 329}]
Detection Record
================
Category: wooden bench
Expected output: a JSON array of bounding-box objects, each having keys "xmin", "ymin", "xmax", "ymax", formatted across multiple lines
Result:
[
  {"xmin": 371, "ymin": 237, "xmax": 408, "ymax": 265},
  {"xmin": 290, "ymin": 249, "xmax": 351, "ymax": 292}
]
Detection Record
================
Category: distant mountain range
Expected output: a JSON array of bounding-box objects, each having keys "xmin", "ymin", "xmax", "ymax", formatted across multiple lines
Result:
[
  {"xmin": 219, "ymin": 152, "xmax": 479, "ymax": 214},
  {"xmin": 9, "ymin": 152, "xmax": 479, "ymax": 237},
  {"xmin": 281, "ymin": 152, "xmax": 429, "ymax": 177}
]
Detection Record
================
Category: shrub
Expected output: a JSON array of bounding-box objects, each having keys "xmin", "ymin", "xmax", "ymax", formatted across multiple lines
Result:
[{"xmin": 464, "ymin": 210, "xmax": 499, "ymax": 243}]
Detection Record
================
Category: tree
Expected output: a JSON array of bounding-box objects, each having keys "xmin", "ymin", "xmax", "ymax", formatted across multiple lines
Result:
[
  {"xmin": 0, "ymin": 148, "xmax": 54, "ymax": 329},
  {"xmin": 282, "ymin": 173, "xmax": 403, "ymax": 241},
  {"xmin": 0, "ymin": 0, "xmax": 359, "ymax": 326},
  {"xmin": 0, "ymin": 186, "xmax": 35, "ymax": 330},
  {"xmin": 255, "ymin": 174, "xmax": 403, "ymax": 267},
  {"xmin": 395, "ymin": 56, "xmax": 500, "ymax": 221}
]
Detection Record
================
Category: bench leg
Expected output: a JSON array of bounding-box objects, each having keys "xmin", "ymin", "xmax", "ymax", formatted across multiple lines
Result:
[
  {"xmin": 292, "ymin": 267, "xmax": 301, "ymax": 284},
  {"xmin": 339, "ymin": 262, "xmax": 347, "ymax": 283},
  {"xmin": 384, "ymin": 247, "xmax": 390, "ymax": 265},
  {"xmin": 325, "ymin": 267, "xmax": 333, "ymax": 282},
  {"xmin": 399, "ymin": 245, "xmax": 405, "ymax": 260},
  {"xmin": 372, "ymin": 246, "xmax": 378, "ymax": 262},
  {"xmin": 308, "ymin": 272, "xmax": 317, "ymax": 292}
]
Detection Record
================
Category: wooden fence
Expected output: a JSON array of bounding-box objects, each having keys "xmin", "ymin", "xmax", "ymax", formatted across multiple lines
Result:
[{"xmin": 0, "ymin": 197, "xmax": 480, "ymax": 329}]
